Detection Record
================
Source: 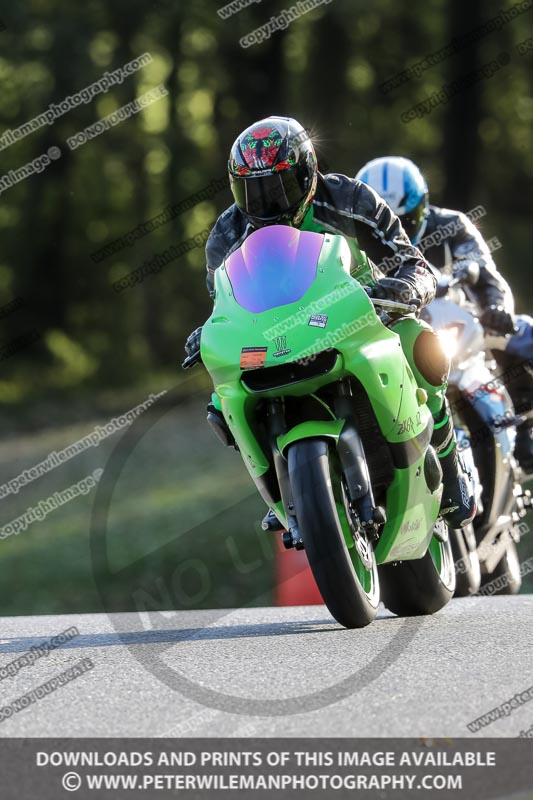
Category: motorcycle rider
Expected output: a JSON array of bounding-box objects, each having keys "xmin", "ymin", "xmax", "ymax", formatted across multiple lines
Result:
[
  {"xmin": 184, "ymin": 116, "xmax": 476, "ymax": 529},
  {"xmin": 355, "ymin": 155, "xmax": 533, "ymax": 473}
]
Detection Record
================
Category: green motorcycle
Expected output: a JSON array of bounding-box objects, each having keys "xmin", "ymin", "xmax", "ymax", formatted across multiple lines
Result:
[{"xmin": 191, "ymin": 225, "xmax": 455, "ymax": 629}]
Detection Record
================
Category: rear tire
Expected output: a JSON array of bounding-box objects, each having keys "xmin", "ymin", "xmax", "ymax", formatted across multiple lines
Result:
[
  {"xmin": 451, "ymin": 524, "xmax": 481, "ymax": 597},
  {"xmin": 288, "ymin": 438, "xmax": 380, "ymax": 629},
  {"xmin": 379, "ymin": 522, "xmax": 456, "ymax": 616}
]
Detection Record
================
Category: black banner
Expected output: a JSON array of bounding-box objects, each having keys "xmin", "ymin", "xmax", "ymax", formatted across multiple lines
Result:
[{"xmin": 0, "ymin": 738, "xmax": 531, "ymax": 798}]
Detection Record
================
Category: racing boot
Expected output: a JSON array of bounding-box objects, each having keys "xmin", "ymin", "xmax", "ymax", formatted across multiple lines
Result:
[{"xmin": 432, "ymin": 403, "xmax": 476, "ymax": 528}]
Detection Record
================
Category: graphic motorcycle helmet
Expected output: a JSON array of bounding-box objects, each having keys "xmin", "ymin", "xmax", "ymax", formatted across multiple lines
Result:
[
  {"xmin": 228, "ymin": 116, "xmax": 317, "ymax": 228},
  {"xmin": 356, "ymin": 156, "xmax": 429, "ymax": 244}
]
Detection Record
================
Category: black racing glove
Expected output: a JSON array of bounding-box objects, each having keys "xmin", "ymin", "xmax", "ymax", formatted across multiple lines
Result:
[
  {"xmin": 479, "ymin": 305, "xmax": 516, "ymax": 335},
  {"xmin": 365, "ymin": 277, "xmax": 419, "ymax": 306},
  {"xmin": 182, "ymin": 326, "xmax": 203, "ymax": 368}
]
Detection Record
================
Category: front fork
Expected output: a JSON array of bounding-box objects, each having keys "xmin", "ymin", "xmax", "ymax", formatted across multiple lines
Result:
[
  {"xmin": 266, "ymin": 398, "xmax": 304, "ymax": 549},
  {"xmin": 264, "ymin": 381, "xmax": 383, "ymax": 548},
  {"xmin": 333, "ymin": 379, "xmax": 383, "ymax": 539}
]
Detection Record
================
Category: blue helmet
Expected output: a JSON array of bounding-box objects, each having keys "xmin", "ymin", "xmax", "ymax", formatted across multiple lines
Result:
[{"xmin": 356, "ymin": 156, "xmax": 429, "ymax": 244}]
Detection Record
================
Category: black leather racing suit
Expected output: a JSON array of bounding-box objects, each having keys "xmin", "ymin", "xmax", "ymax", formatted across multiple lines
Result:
[
  {"xmin": 419, "ymin": 205, "xmax": 533, "ymax": 423},
  {"xmin": 419, "ymin": 205, "xmax": 512, "ymax": 312},
  {"xmin": 206, "ymin": 172, "xmax": 436, "ymax": 306}
]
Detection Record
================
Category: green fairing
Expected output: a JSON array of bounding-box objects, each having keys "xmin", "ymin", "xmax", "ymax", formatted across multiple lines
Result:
[
  {"xmin": 201, "ymin": 230, "xmax": 441, "ymax": 565},
  {"xmin": 300, "ymin": 205, "xmax": 375, "ymax": 286},
  {"xmin": 302, "ymin": 206, "xmax": 448, "ymax": 417}
]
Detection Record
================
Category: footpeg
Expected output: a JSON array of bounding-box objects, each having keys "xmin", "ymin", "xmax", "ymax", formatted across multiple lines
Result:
[{"xmin": 261, "ymin": 509, "xmax": 285, "ymax": 532}]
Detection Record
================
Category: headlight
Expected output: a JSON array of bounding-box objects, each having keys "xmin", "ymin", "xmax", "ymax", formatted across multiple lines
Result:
[{"xmin": 437, "ymin": 326, "xmax": 461, "ymax": 359}]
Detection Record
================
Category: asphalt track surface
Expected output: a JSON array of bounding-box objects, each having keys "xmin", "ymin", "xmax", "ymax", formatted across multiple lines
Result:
[{"xmin": 0, "ymin": 596, "xmax": 531, "ymax": 737}]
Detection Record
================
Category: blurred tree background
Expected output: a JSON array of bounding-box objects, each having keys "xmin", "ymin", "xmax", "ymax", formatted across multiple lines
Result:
[{"xmin": 0, "ymin": 0, "xmax": 532, "ymax": 615}]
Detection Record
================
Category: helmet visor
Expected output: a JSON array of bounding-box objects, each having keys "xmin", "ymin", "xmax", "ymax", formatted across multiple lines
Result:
[
  {"xmin": 231, "ymin": 169, "xmax": 306, "ymax": 223},
  {"xmin": 399, "ymin": 200, "xmax": 427, "ymax": 243}
]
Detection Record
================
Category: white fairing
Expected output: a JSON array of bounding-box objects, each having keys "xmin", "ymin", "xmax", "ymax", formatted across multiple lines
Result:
[
  {"xmin": 423, "ymin": 294, "xmax": 485, "ymax": 386},
  {"xmin": 424, "ymin": 289, "xmax": 516, "ymax": 458}
]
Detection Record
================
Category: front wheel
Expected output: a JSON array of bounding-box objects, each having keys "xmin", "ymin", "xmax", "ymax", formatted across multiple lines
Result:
[
  {"xmin": 379, "ymin": 520, "xmax": 456, "ymax": 617},
  {"xmin": 287, "ymin": 438, "xmax": 380, "ymax": 629}
]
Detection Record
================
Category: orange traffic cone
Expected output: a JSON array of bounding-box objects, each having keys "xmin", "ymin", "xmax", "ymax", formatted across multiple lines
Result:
[{"xmin": 274, "ymin": 536, "xmax": 323, "ymax": 606}]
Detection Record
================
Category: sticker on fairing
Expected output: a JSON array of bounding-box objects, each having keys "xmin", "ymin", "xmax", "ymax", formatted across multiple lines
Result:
[
  {"xmin": 272, "ymin": 335, "xmax": 291, "ymax": 358},
  {"xmin": 308, "ymin": 314, "xmax": 328, "ymax": 328},
  {"xmin": 240, "ymin": 347, "xmax": 267, "ymax": 369}
]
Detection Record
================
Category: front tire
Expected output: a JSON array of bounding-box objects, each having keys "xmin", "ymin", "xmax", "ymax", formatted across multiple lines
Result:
[
  {"xmin": 379, "ymin": 521, "xmax": 456, "ymax": 616},
  {"xmin": 288, "ymin": 438, "xmax": 380, "ymax": 629}
]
